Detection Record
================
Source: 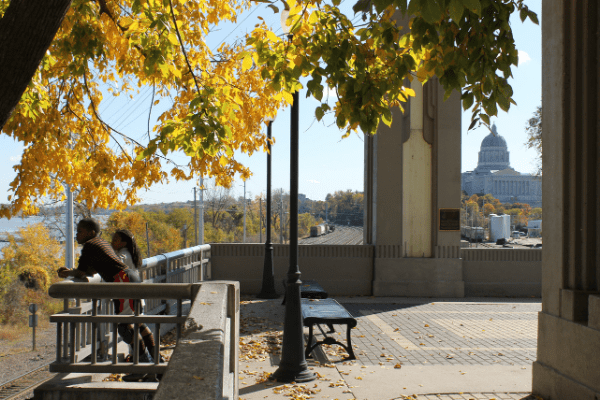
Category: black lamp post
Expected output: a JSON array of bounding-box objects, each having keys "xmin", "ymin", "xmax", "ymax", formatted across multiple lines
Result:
[
  {"xmin": 269, "ymin": 55, "xmax": 316, "ymax": 381},
  {"xmin": 258, "ymin": 119, "xmax": 279, "ymax": 299}
]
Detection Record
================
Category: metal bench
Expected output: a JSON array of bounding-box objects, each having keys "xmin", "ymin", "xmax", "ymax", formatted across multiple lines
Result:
[
  {"xmin": 281, "ymin": 279, "xmax": 328, "ymax": 305},
  {"xmin": 301, "ymin": 298, "xmax": 357, "ymax": 360}
]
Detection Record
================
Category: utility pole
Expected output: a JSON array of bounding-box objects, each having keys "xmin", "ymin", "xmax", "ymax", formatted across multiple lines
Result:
[
  {"xmin": 199, "ymin": 177, "xmax": 204, "ymax": 245},
  {"xmin": 193, "ymin": 187, "xmax": 198, "ymax": 245},
  {"xmin": 280, "ymin": 194, "xmax": 284, "ymax": 244},
  {"xmin": 243, "ymin": 180, "xmax": 247, "ymax": 243},
  {"xmin": 145, "ymin": 222, "xmax": 151, "ymax": 257},
  {"xmin": 259, "ymin": 197, "xmax": 263, "ymax": 243},
  {"xmin": 65, "ymin": 185, "xmax": 74, "ymax": 270},
  {"xmin": 257, "ymin": 118, "xmax": 278, "ymax": 299}
]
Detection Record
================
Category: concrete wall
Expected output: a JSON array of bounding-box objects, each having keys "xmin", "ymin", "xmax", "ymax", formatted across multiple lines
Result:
[
  {"xmin": 210, "ymin": 244, "xmax": 374, "ymax": 296},
  {"xmin": 462, "ymin": 249, "xmax": 542, "ymax": 297},
  {"xmin": 210, "ymin": 244, "xmax": 541, "ymax": 298}
]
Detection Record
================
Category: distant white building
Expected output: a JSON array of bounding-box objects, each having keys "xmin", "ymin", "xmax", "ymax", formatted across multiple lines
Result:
[
  {"xmin": 489, "ymin": 214, "xmax": 511, "ymax": 242},
  {"xmin": 461, "ymin": 124, "xmax": 542, "ymax": 207}
]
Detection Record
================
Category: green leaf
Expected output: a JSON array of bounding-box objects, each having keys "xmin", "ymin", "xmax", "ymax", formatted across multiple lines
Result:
[
  {"xmin": 479, "ymin": 113, "xmax": 490, "ymax": 125},
  {"xmin": 528, "ymin": 11, "xmax": 539, "ymax": 25},
  {"xmin": 497, "ymin": 93, "xmax": 510, "ymax": 112},
  {"xmin": 519, "ymin": 8, "xmax": 527, "ymax": 22},
  {"xmin": 486, "ymin": 100, "xmax": 498, "ymax": 116},
  {"xmin": 315, "ymin": 106, "xmax": 325, "ymax": 121},
  {"xmin": 461, "ymin": 0, "xmax": 481, "ymax": 16},
  {"xmin": 462, "ymin": 91, "xmax": 474, "ymax": 110},
  {"xmin": 468, "ymin": 117, "xmax": 479, "ymax": 131},
  {"xmin": 421, "ymin": 1, "xmax": 442, "ymax": 24},
  {"xmin": 448, "ymin": 0, "xmax": 464, "ymax": 23},
  {"xmin": 352, "ymin": 0, "xmax": 371, "ymax": 14}
]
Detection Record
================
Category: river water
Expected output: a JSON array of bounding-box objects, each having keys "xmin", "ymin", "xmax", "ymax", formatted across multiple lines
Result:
[
  {"xmin": 0, "ymin": 215, "xmax": 110, "ymax": 254},
  {"xmin": 0, "ymin": 216, "xmax": 47, "ymax": 235}
]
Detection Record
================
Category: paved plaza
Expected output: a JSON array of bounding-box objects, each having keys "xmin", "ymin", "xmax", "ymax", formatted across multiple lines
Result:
[{"xmin": 238, "ymin": 297, "xmax": 542, "ymax": 400}]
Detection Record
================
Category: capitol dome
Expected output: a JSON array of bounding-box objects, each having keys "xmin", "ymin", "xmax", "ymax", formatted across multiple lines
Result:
[
  {"xmin": 474, "ymin": 123, "xmax": 511, "ymax": 174},
  {"xmin": 481, "ymin": 125, "xmax": 508, "ymax": 149}
]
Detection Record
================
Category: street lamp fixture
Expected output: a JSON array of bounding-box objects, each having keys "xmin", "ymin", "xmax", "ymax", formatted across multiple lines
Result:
[
  {"xmin": 258, "ymin": 116, "xmax": 279, "ymax": 300},
  {"xmin": 270, "ymin": 11, "xmax": 316, "ymax": 383}
]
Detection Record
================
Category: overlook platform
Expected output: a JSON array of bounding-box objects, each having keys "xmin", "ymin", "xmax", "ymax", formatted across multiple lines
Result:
[{"xmin": 238, "ymin": 296, "xmax": 540, "ymax": 400}]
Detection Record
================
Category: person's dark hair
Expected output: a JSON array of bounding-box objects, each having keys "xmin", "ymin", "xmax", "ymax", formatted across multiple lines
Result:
[
  {"xmin": 115, "ymin": 229, "xmax": 142, "ymax": 268},
  {"xmin": 78, "ymin": 218, "xmax": 100, "ymax": 237}
]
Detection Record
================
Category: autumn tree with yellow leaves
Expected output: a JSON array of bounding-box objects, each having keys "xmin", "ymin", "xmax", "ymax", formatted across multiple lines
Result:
[
  {"xmin": 0, "ymin": 224, "xmax": 64, "ymax": 324},
  {"xmin": 0, "ymin": 0, "xmax": 285, "ymax": 218},
  {"xmin": 0, "ymin": 0, "xmax": 537, "ymax": 218}
]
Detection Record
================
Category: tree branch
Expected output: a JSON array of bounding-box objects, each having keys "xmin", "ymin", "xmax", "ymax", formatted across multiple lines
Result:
[{"xmin": 167, "ymin": 0, "xmax": 201, "ymax": 94}]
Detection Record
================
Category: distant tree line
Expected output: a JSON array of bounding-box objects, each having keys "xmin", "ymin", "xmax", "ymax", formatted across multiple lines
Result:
[{"xmin": 461, "ymin": 193, "xmax": 542, "ymax": 230}]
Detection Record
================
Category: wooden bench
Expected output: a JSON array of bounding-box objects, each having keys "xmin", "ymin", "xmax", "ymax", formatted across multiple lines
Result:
[
  {"xmin": 301, "ymin": 298, "xmax": 357, "ymax": 360},
  {"xmin": 281, "ymin": 279, "xmax": 328, "ymax": 305}
]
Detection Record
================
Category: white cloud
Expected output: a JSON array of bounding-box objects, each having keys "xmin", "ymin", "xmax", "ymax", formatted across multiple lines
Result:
[
  {"xmin": 518, "ymin": 50, "xmax": 532, "ymax": 65},
  {"xmin": 307, "ymin": 179, "xmax": 320, "ymax": 184}
]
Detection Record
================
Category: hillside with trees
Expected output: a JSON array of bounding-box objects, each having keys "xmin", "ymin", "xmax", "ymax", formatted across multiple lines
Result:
[{"xmin": 461, "ymin": 192, "xmax": 542, "ymax": 231}]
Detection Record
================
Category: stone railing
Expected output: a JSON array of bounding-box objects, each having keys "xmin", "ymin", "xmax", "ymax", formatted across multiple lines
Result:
[
  {"xmin": 50, "ymin": 244, "xmax": 211, "ymax": 365},
  {"xmin": 47, "ymin": 281, "xmax": 240, "ymax": 400}
]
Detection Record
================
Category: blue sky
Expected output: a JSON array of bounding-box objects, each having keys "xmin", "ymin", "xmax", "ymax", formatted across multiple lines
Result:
[{"xmin": 0, "ymin": 1, "xmax": 541, "ymax": 206}]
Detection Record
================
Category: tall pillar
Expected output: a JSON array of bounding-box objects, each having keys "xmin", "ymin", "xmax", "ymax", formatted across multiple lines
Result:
[
  {"xmin": 402, "ymin": 80, "xmax": 432, "ymax": 257},
  {"xmin": 533, "ymin": 2, "xmax": 600, "ymax": 399},
  {"xmin": 364, "ymin": 65, "xmax": 463, "ymax": 296}
]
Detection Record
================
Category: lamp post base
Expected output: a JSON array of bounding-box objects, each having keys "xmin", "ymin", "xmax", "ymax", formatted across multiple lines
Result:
[{"xmin": 270, "ymin": 363, "xmax": 316, "ymax": 383}]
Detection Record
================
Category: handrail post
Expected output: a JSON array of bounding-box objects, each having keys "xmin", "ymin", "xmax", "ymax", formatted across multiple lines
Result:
[{"xmin": 91, "ymin": 299, "xmax": 97, "ymax": 365}]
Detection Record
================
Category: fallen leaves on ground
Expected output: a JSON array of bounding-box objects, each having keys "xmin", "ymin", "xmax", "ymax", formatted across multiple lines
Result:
[
  {"xmin": 103, "ymin": 373, "xmax": 124, "ymax": 382},
  {"xmin": 273, "ymin": 383, "xmax": 321, "ymax": 399},
  {"xmin": 239, "ymin": 330, "xmax": 282, "ymax": 362}
]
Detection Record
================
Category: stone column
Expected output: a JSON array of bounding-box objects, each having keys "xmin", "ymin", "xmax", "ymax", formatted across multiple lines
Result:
[
  {"xmin": 402, "ymin": 80, "xmax": 432, "ymax": 257},
  {"xmin": 533, "ymin": 1, "xmax": 600, "ymax": 399},
  {"xmin": 364, "ymin": 73, "xmax": 463, "ymax": 296}
]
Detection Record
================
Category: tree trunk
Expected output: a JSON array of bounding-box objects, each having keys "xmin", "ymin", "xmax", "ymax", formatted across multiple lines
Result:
[{"xmin": 0, "ymin": 0, "xmax": 72, "ymax": 130}]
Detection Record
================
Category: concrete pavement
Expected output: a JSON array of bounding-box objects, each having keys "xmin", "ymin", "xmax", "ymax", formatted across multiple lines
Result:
[{"xmin": 238, "ymin": 296, "xmax": 542, "ymax": 400}]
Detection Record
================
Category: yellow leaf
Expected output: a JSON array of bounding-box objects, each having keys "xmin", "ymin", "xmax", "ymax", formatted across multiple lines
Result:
[
  {"xmin": 282, "ymin": 91, "xmax": 293, "ymax": 105},
  {"xmin": 242, "ymin": 54, "xmax": 253, "ymax": 72},
  {"xmin": 168, "ymin": 33, "xmax": 179, "ymax": 46},
  {"xmin": 266, "ymin": 31, "xmax": 280, "ymax": 42}
]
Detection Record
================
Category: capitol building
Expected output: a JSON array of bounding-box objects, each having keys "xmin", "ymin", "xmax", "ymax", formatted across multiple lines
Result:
[{"xmin": 461, "ymin": 124, "xmax": 542, "ymax": 207}]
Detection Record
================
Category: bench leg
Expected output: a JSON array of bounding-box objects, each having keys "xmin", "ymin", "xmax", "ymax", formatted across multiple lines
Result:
[
  {"xmin": 345, "ymin": 326, "xmax": 356, "ymax": 360},
  {"xmin": 305, "ymin": 323, "xmax": 356, "ymax": 361},
  {"xmin": 305, "ymin": 324, "xmax": 315, "ymax": 359}
]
